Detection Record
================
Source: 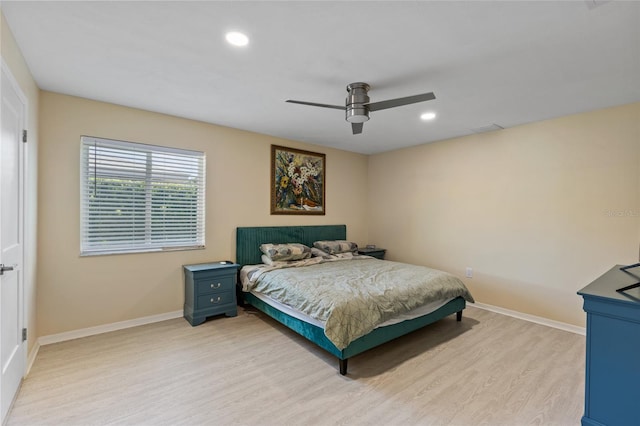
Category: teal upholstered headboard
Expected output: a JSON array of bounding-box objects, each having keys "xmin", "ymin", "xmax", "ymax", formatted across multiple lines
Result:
[{"xmin": 236, "ymin": 225, "xmax": 347, "ymax": 266}]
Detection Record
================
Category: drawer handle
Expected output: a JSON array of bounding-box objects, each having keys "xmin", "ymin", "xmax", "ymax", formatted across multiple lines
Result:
[
  {"xmin": 210, "ymin": 282, "xmax": 222, "ymax": 289},
  {"xmin": 210, "ymin": 296, "xmax": 222, "ymax": 304}
]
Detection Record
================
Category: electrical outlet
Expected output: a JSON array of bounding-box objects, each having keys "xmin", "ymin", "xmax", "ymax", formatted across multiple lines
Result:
[{"xmin": 465, "ymin": 267, "xmax": 473, "ymax": 278}]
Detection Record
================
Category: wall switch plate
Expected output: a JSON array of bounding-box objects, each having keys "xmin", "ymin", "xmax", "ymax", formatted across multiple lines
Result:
[{"xmin": 465, "ymin": 267, "xmax": 473, "ymax": 278}]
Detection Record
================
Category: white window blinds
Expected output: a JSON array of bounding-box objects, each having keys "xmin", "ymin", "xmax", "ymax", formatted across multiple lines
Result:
[{"xmin": 80, "ymin": 136, "xmax": 205, "ymax": 255}]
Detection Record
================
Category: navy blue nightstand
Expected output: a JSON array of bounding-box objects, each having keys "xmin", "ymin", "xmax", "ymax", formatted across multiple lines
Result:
[
  {"xmin": 183, "ymin": 262, "xmax": 240, "ymax": 326},
  {"xmin": 358, "ymin": 247, "xmax": 386, "ymax": 260}
]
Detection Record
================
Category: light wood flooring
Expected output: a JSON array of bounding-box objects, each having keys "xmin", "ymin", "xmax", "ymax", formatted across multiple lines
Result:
[{"xmin": 7, "ymin": 306, "xmax": 585, "ymax": 425}]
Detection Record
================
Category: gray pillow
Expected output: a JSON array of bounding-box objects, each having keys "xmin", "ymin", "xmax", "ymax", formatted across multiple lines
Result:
[
  {"xmin": 259, "ymin": 243, "xmax": 311, "ymax": 261},
  {"xmin": 313, "ymin": 240, "xmax": 358, "ymax": 255}
]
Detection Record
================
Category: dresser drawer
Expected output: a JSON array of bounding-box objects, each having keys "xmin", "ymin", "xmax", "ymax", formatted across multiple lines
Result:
[
  {"xmin": 195, "ymin": 275, "xmax": 235, "ymax": 295},
  {"xmin": 197, "ymin": 291, "xmax": 234, "ymax": 309}
]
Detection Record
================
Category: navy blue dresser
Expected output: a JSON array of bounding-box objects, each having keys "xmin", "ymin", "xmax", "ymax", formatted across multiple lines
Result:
[
  {"xmin": 184, "ymin": 262, "xmax": 240, "ymax": 326},
  {"xmin": 578, "ymin": 265, "xmax": 640, "ymax": 426}
]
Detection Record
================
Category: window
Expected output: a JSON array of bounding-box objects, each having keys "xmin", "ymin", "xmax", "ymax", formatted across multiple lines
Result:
[{"xmin": 80, "ymin": 136, "xmax": 205, "ymax": 255}]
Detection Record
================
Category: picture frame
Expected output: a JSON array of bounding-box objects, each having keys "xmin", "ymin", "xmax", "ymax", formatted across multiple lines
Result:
[{"xmin": 271, "ymin": 145, "xmax": 325, "ymax": 215}]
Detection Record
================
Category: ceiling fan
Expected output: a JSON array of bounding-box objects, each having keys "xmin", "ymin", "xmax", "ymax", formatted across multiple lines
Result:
[{"xmin": 286, "ymin": 82, "xmax": 436, "ymax": 135}]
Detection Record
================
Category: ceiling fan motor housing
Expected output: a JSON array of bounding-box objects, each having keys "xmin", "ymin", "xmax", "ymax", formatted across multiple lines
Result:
[{"xmin": 345, "ymin": 82, "xmax": 370, "ymax": 123}]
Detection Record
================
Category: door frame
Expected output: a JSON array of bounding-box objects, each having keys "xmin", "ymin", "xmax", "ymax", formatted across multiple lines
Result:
[{"xmin": 1, "ymin": 56, "xmax": 28, "ymax": 423}]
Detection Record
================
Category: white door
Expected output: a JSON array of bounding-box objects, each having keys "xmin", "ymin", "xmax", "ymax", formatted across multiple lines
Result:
[{"xmin": 0, "ymin": 62, "xmax": 26, "ymax": 423}]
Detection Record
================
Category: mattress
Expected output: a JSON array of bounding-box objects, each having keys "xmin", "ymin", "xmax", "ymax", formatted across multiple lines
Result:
[{"xmin": 249, "ymin": 290, "xmax": 454, "ymax": 330}]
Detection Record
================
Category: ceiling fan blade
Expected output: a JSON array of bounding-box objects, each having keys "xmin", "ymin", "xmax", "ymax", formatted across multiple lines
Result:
[
  {"xmin": 352, "ymin": 122, "xmax": 363, "ymax": 134},
  {"xmin": 366, "ymin": 92, "xmax": 436, "ymax": 112},
  {"xmin": 286, "ymin": 100, "xmax": 345, "ymax": 110}
]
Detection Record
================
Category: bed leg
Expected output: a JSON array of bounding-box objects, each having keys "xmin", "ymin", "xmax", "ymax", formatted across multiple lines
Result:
[
  {"xmin": 339, "ymin": 358, "xmax": 348, "ymax": 375},
  {"xmin": 456, "ymin": 311, "xmax": 463, "ymax": 322}
]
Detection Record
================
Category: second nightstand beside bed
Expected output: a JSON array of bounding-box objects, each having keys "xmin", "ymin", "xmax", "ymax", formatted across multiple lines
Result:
[{"xmin": 357, "ymin": 247, "xmax": 386, "ymax": 260}]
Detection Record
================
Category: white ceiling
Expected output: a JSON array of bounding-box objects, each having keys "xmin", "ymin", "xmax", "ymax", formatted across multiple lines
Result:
[{"xmin": 2, "ymin": 1, "xmax": 639, "ymax": 154}]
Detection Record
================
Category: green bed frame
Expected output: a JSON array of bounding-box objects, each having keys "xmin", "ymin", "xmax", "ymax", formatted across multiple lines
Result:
[{"xmin": 236, "ymin": 225, "xmax": 466, "ymax": 375}]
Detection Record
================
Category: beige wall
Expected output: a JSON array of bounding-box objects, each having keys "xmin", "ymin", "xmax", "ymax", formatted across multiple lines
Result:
[
  {"xmin": 1, "ymin": 11, "xmax": 40, "ymax": 352},
  {"xmin": 368, "ymin": 102, "xmax": 640, "ymax": 327},
  {"xmin": 37, "ymin": 92, "xmax": 369, "ymax": 336},
  {"xmin": 9, "ymin": 1, "xmax": 639, "ymax": 336}
]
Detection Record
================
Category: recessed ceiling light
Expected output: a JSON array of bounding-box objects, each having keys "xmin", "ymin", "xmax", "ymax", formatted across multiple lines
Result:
[
  {"xmin": 225, "ymin": 31, "xmax": 249, "ymax": 47},
  {"xmin": 420, "ymin": 112, "xmax": 436, "ymax": 121}
]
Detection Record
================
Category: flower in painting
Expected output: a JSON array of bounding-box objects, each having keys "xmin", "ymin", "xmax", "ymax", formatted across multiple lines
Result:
[{"xmin": 280, "ymin": 176, "xmax": 289, "ymax": 188}]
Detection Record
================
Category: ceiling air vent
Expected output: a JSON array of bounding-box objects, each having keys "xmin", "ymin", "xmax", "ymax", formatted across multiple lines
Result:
[
  {"xmin": 584, "ymin": 0, "xmax": 611, "ymax": 10},
  {"xmin": 470, "ymin": 124, "xmax": 504, "ymax": 134}
]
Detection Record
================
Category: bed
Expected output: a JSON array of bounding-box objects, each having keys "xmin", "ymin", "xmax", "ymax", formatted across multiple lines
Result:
[{"xmin": 236, "ymin": 225, "xmax": 474, "ymax": 375}]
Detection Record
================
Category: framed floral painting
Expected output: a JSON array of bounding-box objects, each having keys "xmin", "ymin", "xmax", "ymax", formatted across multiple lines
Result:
[{"xmin": 271, "ymin": 145, "xmax": 325, "ymax": 215}]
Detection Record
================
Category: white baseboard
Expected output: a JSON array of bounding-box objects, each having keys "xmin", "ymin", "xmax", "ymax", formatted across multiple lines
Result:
[
  {"xmin": 26, "ymin": 340, "xmax": 40, "ymax": 375},
  {"xmin": 38, "ymin": 310, "xmax": 183, "ymax": 346},
  {"xmin": 471, "ymin": 302, "xmax": 586, "ymax": 336}
]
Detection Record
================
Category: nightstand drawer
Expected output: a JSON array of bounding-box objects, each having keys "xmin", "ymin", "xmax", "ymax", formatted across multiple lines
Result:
[
  {"xmin": 195, "ymin": 275, "xmax": 235, "ymax": 295},
  {"xmin": 197, "ymin": 291, "xmax": 234, "ymax": 309}
]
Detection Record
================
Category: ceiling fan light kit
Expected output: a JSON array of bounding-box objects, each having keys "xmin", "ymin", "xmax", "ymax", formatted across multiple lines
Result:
[{"xmin": 287, "ymin": 82, "xmax": 436, "ymax": 135}]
